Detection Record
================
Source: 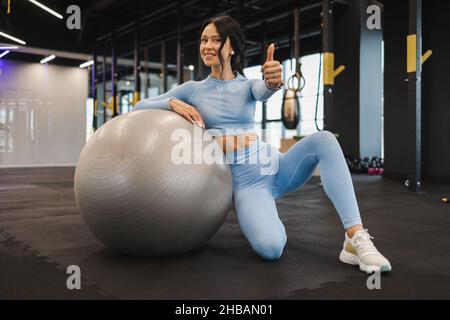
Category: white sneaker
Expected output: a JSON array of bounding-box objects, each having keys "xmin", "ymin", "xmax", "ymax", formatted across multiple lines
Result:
[{"xmin": 339, "ymin": 229, "xmax": 392, "ymax": 273}]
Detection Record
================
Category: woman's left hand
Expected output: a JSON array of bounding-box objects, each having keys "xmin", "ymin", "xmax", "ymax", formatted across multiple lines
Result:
[{"xmin": 261, "ymin": 43, "xmax": 284, "ymax": 89}]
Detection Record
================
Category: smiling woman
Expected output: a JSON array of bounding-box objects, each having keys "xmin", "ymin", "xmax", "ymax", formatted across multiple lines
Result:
[
  {"xmin": 132, "ymin": 14, "xmax": 392, "ymax": 272},
  {"xmin": 198, "ymin": 16, "xmax": 261, "ymax": 152},
  {"xmin": 135, "ymin": 15, "xmax": 282, "ymax": 153},
  {"xmin": 153, "ymin": 15, "xmax": 284, "ymax": 153},
  {"xmin": 199, "ymin": 16, "xmax": 245, "ymax": 81}
]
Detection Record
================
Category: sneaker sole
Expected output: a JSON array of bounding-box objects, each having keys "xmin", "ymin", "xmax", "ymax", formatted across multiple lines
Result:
[{"xmin": 339, "ymin": 249, "xmax": 392, "ymax": 274}]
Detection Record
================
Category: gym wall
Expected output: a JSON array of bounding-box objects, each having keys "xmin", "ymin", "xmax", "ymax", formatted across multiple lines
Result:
[
  {"xmin": 0, "ymin": 60, "xmax": 87, "ymax": 167},
  {"xmin": 329, "ymin": 0, "xmax": 449, "ymax": 181},
  {"xmin": 330, "ymin": 0, "xmax": 361, "ymax": 158},
  {"xmin": 383, "ymin": 0, "xmax": 450, "ymax": 181}
]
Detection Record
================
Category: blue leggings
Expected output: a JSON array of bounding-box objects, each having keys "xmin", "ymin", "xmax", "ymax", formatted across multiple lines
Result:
[{"xmin": 227, "ymin": 131, "xmax": 362, "ymax": 261}]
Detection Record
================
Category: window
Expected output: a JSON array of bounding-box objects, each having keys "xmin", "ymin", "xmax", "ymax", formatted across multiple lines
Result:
[{"xmin": 244, "ymin": 53, "xmax": 324, "ymax": 149}]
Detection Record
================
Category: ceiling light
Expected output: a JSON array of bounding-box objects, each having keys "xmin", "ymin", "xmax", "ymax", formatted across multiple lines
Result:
[
  {"xmin": 80, "ymin": 60, "xmax": 94, "ymax": 68},
  {"xmin": 0, "ymin": 45, "xmax": 19, "ymax": 50},
  {"xmin": 0, "ymin": 50, "xmax": 10, "ymax": 59},
  {"xmin": 40, "ymin": 55, "xmax": 55, "ymax": 64},
  {"xmin": 27, "ymin": 0, "xmax": 63, "ymax": 19},
  {"xmin": 0, "ymin": 31, "xmax": 26, "ymax": 45}
]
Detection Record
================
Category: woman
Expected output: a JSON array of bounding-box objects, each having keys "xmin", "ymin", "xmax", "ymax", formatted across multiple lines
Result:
[{"xmin": 134, "ymin": 15, "xmax": 391, "ymax": 273}]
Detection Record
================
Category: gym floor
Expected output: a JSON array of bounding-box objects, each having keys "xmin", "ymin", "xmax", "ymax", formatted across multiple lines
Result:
[{"xmin": 1, "ymin": 167, "xmax": 449, "ymax": 300}]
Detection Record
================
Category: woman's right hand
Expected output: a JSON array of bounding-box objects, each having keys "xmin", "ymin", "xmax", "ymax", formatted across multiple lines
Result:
[{"xmin": 169, "ymin": 98, "xmax": 205, "ymax": 128}]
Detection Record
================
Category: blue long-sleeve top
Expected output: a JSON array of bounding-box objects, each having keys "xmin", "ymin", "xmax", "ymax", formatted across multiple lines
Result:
[{"xmin": 133, "ymin": 73, "xmax": 279, "ymax": 136}]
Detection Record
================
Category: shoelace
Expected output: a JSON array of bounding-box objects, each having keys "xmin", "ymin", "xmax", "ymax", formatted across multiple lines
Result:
[{"xmin": 351, "ymin": 229, "xmax": 380, "ymax": 255}]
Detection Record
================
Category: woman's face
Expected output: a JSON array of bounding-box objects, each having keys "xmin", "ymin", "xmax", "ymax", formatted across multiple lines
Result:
[{"xmin": 200, "ymin": 23, "xmax": 233, "ymax": 68}]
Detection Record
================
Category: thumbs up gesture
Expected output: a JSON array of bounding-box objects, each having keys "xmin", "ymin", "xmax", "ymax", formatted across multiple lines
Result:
[{"xmin": 261, "ymin": 43, "xmax": 284, "ymax": 89}]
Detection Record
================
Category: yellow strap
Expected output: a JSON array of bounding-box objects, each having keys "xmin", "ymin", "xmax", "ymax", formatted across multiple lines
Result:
[
  {"xmin": 407, "ymin": 35, "xmax": 432, "ymax": 72},
  {"xmin": 407, "ymin": 34, "xmax": 417, "ymax": 73},
  {"xmin": 94, "ymin": 100, "xmax": 98, "ymax": 115},
  {"xmin": 421, "ymin": 49, "xmax": 433, "ymax": 64},
  {"xmin": 334, "ymin": 65, "xmax": 346, "ymax": 78},
  {"xmin": 133, "ymin": 92, "xmax": 140, "ymax": 106},
  {"xmin": 8, "ymin": 0, "xmax": 11, "ymax": 14},
  {"xmin": 324, "ymin": 53, "xmax": 346, "ymax": 84},
  {"xmin": 323, "ymin": 52, "xmax": 335, "ymax": 85}
]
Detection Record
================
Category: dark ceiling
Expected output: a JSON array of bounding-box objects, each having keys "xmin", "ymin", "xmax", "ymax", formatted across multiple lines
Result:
[{"xmin": 0, "ymin": 0, "xmax": 349, "ymax": 71}]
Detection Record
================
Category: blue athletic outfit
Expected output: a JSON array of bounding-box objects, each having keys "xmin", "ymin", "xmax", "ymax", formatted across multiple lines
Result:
[{"xmin": 134, "ymin": 72, "xmax": 363, "ymax": 261}]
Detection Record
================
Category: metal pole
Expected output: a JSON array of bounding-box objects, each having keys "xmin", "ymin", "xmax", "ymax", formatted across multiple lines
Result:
[
  {"xmin": 407, "ymin": 0, "xmax": 422, "ymax": 192},
  {"xmin": 134, "ymin": 6, "xmax": 141, "ymax": 107},
  {"xmin": 294, "ymin": 7, "xmax": 302, "ymax": 137},
  {"xmin": 143, "ymin": 47, "xmax": 149, "ymax": 99},
  {"xmin": 91, "ymin": 50, "xmax": 97, "ymax": 130},
  {"xmin": 102, "ymin": 48, "xmax": 107, "ymax": 123},
  {"xmin": 261, "ymin": 23, "xmax": 267, "ymax": 135},
  {"xmin": 294, "ymin": 7, "xmax": 300, "ymax": 74},
  {"xmin": 161, "ymin": 41, "xmax": 168, "ymax": 92},
  {"xmin": 176, "ymin": 1, "xmax": 184, "ymax": 84},
  {"xmin": 322, "ymin": 0, "xmax": 334, "ymax": 130},
  {"xmin": 112, "ymin": 28, "xmax": 118, "ymax": 117}
]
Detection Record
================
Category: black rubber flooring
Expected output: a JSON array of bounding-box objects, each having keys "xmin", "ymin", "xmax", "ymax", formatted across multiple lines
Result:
[{"xmin": 1, "ymin": 167, "xmax": 449, "ymax": 299}]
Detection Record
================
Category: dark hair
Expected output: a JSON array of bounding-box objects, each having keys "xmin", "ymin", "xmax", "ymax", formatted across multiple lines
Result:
[{"xmin": 199, "ymin": 15, "xmax": 245, "ymax": 78}]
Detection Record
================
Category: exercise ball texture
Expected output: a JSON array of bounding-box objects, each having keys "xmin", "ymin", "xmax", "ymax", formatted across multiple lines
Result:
[{"xmin": 74, "ymin": 109, "xmax": 233, "ymax": 256}]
